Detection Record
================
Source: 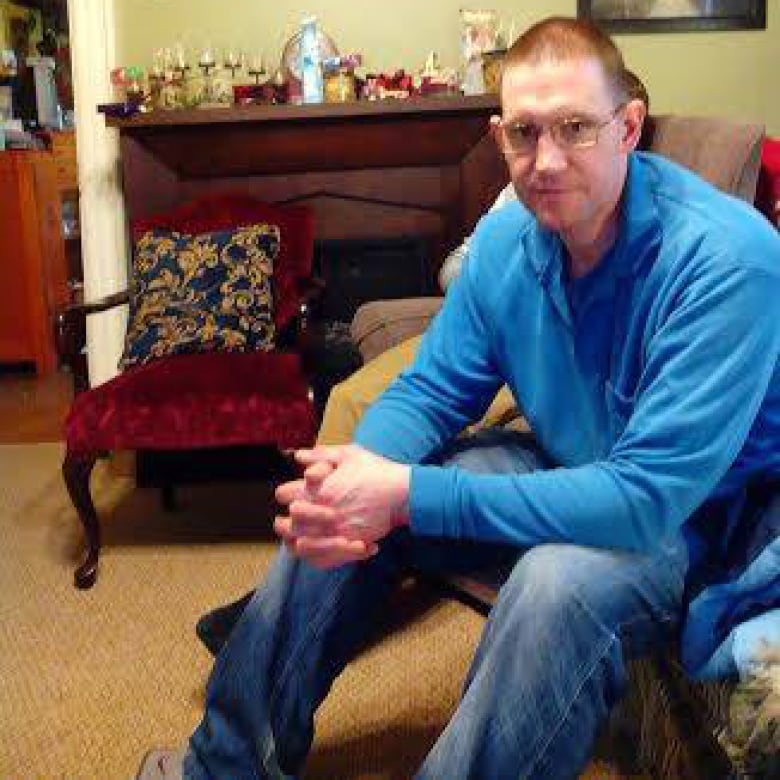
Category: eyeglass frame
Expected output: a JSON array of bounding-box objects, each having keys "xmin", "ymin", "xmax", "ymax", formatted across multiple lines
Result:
[{"xmin": 493, "ymin": 103, "xmax": 627, "ymax": 156}]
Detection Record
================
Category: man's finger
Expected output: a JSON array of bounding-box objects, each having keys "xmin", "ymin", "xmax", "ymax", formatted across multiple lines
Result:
[
  {"xmin": 276, "ymin": 520, "xmax": 380, "ymax": 566},
  {"xmin": 305, "ymin": 540, "xmax": 380, "ymax": 569},
  {"xmin": 294, "ymin": 534, "xmax": 367, "ymax": 556},
  {"xmin": 275, "ymin": 512, "xmax": 339, "ymax": 543},
  {"xmin": 294, "ymin": 536, "xmax": 376, "ymax": 569},
  {"xmin": 274, "ymin": 514, "xmax": 295, "ymax": 542},
  {"xmin": 275, "ymin": 479, "xmax": 307, "ymax": 506},
  {"xmin": 289, "ymin": 499, "xmax": 340, "ymax": 527},
  {"xmin": 303, "ymin": 460, "xmax": 334, "ymax": 489},
  {"xmin": 296, "ymin": 445, "xmax": 346, "ymax": 468}
]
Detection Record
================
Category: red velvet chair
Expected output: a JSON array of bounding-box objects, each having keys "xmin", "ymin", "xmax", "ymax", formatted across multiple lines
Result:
[{"xmin": 58, "ymin": 194, "xmax": 320, "ymax": 589}]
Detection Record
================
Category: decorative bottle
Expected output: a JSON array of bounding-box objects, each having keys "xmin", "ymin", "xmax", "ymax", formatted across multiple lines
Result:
[{"xmin": 300, "ymin": 16, "xmax": 324, "ymax": 104}]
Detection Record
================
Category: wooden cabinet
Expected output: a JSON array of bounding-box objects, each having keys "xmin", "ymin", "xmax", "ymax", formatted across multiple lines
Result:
[
  {"xmin": 0, "ymin": 151, "xmax": 69, "ymax": 373},
  {"xmin": 50, "ymin": 130, "xmax": 78, "ymax": 192},
  {"xmin": 49, "ymin": 130, "xmax": 83, "ymax": 292}
]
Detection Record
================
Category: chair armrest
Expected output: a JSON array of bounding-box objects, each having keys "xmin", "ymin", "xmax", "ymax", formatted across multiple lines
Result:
[
  {"xmin": 55, "ymin": 290, "xmax": 130, "ymax": 394},
  {"xmin": 350, "ymin": 297, "xmax": 443, "ymax": 363},
  {"xmin": 648, "ymin": 115, "xmax": 764, "ymax": 202}
]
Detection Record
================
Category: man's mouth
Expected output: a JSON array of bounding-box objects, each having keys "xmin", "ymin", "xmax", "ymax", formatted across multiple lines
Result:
[{"xmin": 531, "ymin": 187, "xmax": 568, "ymax": 195}]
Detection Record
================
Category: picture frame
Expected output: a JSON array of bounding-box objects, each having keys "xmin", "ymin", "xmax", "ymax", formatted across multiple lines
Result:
[{"xmin": 577, "ymin": 0, "xmax": 767, "ymax": 33}]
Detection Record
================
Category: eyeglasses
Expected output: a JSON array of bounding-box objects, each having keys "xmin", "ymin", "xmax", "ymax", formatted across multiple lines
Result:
[{"xmin": 496, "ymin": 105, "xmax": 625, "ymax": 155}]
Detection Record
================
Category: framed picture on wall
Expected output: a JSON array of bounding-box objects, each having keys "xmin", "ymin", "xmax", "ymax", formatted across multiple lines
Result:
[{"xmin": 578, "ymin": 0, "xmax": 767, "ymax": 33}]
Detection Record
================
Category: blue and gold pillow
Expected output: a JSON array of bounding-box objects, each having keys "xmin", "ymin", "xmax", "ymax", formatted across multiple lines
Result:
[{"xmin": 120, "ymin": 224, "xmax": 279, "ymax": 369}]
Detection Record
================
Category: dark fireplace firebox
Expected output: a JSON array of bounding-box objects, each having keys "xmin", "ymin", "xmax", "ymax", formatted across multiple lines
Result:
[{"xmin": 313, "ymin": 235, "xmax": 437, "ymax": 326}]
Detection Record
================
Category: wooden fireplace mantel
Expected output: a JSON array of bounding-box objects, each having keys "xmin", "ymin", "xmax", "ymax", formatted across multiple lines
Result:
[{"xmin": 106, "ymin": 95, "xmax": 508, "ymax": 270}]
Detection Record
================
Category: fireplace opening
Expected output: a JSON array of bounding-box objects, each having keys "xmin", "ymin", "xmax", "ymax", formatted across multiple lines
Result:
[{"xmin": 312, "ymin": 235, "xmax": 438, "ymax": 328}]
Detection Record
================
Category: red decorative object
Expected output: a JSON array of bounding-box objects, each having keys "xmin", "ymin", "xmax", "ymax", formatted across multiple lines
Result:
[
  {"xmin": 59, "ymin": 193, "xmax": 319, "ymax": 589},
  {"xmin": 417, "ymin": 76, "xmax": 460, "ymax": 97},
  {"xmin": 374, "ymin": 70, "xmax": 414, "ymax": 99},
  {"xmin": 232, "ymin": 83, "xmax": 285, "ymax": 106},
  {"xmin": 756, "ymin": 137, "xmax": 780, "ymax": 227}
]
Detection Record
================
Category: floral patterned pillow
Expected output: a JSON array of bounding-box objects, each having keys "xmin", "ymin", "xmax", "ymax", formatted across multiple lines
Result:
[{"xmin": 120, "ymin": 224, "xmax": 279, "ymax": 369}]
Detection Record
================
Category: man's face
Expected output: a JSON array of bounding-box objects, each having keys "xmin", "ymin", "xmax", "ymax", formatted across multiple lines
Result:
[{"xmin": 498, "ymin": 56, "xmax": 642, "ymax": 237}]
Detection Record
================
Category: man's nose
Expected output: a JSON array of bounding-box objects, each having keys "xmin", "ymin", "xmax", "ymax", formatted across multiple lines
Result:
[{"xmin": 534, "ymin": 131, "xmax": 567, "ymax": 173}]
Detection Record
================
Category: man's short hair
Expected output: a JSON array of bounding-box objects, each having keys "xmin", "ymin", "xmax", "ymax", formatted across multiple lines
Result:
[
  {"xmin": 623, "ymin": 68, "xmax": 650, "ymax": 112},
  {"xmin": 501, "ymin": 17, "xmax": 629, "ymax": 105}
]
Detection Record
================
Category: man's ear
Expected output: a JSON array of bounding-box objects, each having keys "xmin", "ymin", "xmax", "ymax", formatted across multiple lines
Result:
[
  {"xmin": 490, "ymin": 114, "xmax": 508, "ymax": 147},
  {"xmin": 621, "ymin": 99, "xmax": 647, "ymax": 152}
]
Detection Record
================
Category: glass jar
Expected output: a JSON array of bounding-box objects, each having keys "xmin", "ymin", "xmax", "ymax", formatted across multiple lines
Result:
[
  {"xmin": 324, "ymin": 67, "xmax": 356, "ymax": 103},
  {"xmin": 481, "ymin": 49, "xmax": 505, "ymax": 94}
]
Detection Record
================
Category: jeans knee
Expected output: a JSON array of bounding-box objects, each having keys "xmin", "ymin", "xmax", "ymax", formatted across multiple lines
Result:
[
  {"xmin": 498, "ymin": 544, "xmax": 630, "ymax": 634},
  {"xmin": 503, "ymin": 545, "xmax": 583, "ymax": 613},
  {"xmin": 499, "ymin": 543, "xmax": 676, "ymax": 650}
]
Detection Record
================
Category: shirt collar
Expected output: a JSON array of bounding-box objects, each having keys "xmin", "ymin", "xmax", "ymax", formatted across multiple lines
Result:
[
  {"xmin": 528, "ymin": 152, "xmax": 662, "ymax": 286},
  {"xmin": 611, "ymin": 152, "xmax": 663, "ymax": 279}
]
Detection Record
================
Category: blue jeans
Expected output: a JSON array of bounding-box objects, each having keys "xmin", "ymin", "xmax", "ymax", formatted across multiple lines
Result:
[{"xmin": 184, "ymin": 430, "xmax": 689, "ymax": 780}]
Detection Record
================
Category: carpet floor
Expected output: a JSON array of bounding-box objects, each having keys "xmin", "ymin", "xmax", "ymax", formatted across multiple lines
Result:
[{"xmin": 0, "ymin": 443, "xmax": 628, "ymax": 779}]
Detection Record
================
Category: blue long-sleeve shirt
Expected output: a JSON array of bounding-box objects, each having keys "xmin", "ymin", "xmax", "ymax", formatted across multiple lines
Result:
[{"xmin": 355, "ymin": 152, "xmax": 780, "ymax": 556}]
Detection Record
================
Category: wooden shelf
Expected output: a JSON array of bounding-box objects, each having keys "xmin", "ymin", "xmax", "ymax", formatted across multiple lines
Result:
[
  {"xmin": 104, "ymin": 95, "xmax": 501, "ymax": 178},
  {"xmin": 105, "ymin": 94, "xmax": 499, "ymax": 128}
]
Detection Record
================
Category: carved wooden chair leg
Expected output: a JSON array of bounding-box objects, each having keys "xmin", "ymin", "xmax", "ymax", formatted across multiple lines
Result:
[{"xmin": 62, "ymin": 450, "xmax": 100, "ymax": 589}]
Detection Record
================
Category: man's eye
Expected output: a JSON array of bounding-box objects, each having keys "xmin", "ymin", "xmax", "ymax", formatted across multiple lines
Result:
[
  {"xmin": 508, "ymin": 124, "xmax": 538, "ymax": 142},
  {"xmin": 560, "ymin": 119, "xmax": 591, "ymax": 141}
]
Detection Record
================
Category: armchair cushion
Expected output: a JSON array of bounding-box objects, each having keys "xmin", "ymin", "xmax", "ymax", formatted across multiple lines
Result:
[
  {"xmin": 350, "ymin": 297, "xmax": 444, "ymax": 363},
  {"xmin": 646, "ymin": 115, "xmax": 764, "ymax": 203},
  {"xmin": 132, "ymin": 193, "xmax": 315, "ymax": 332},
  {"xmin": 120, "ymin": 224, "xmax": 278, "ymax": 370},
  {"xmin": 65, "ymin": 350, "xmax": 316, "ymax": 454}
]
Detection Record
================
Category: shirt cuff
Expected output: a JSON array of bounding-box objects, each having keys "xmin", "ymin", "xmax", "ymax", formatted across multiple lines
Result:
[{"xmin": 409, "ymin": 464, "xmax": 450, "ymax": 537}]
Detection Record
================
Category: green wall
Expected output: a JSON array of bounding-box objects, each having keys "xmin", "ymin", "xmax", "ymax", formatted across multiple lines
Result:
[{"xmin": 115, "ymin": 0, "xmax": 779, "ymax": 134}]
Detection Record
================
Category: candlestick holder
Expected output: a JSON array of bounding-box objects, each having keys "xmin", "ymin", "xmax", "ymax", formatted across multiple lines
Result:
[
  {"xmin": 225, "ymin": 63, "xmax": 242, "ymax": 80},
  {"xmin": 173, "ymin": 64, "xmax": 191, "ymax": 82},
  {"xmin": 247, "ymin": 55, "xmax": 268, "ymax": 86},
  {"xmin": 223, "ymin": 51, "xmax": 243, "ymax": 81}
]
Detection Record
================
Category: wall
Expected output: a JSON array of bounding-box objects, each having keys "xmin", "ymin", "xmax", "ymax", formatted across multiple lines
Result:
[
  {"xmin": 613, "ymin": 18, "xmax": 778, "ymax": 135},
  {"xmin": 114, "ymin": 0, "xmax": 778, "ymax": 134}
]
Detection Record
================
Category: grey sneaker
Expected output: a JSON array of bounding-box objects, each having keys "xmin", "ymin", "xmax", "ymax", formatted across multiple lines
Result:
[{"xmin": 135, "ymin": 748, "xmax": 186, "ymax": 779}]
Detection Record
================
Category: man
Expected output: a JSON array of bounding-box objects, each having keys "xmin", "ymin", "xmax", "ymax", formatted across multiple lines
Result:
[
  {"xmin": 140, "ymin": 17, "xmax": 779, "ymax": 779},
  {"xmin": 194, "ymin": 68, "xmax": 652, "ymax": 655}
]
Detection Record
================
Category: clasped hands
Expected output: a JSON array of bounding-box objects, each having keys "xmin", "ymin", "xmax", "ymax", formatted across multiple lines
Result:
[{"xmin": 274, "ymin": 444, "xmax": 411, "ymax": 569}]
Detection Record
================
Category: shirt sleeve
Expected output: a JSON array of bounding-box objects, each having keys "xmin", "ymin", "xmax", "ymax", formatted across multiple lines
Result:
[
  {"xmin": 355, "ymin": 241, "xmax": 504, "ymax": 464},
  {"xmin": 409, "ymin": 263, "xmax": 780, "ymax": 552}
]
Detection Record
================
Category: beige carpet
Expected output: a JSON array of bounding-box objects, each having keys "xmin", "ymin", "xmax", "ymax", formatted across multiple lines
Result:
[{"xmin": 0, "ymin": 443, "xmax": 626, "ymax": 779}]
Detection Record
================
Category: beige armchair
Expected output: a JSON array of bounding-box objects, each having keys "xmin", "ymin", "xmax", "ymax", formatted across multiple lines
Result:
[{"xmin": 350, "ymin": 113, "xmax": 765, "ymax": 365}]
